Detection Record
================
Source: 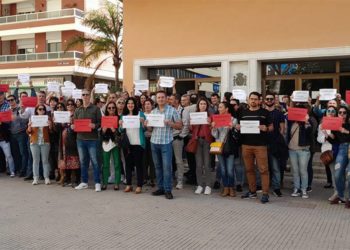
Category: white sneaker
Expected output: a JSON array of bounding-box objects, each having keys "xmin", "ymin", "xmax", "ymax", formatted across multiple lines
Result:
[
  {"xmin": 291, "ymin": 188, "xmax": 301, "ymax": 197},
  {"xmin": 204, "ymin": 186, "xmax": 211, "ymax": 195},
  {"xmin": 32, "ymin": 177, "xmax": 38, "ymax": 185},
  {"xmin": 95, "ymin": 183, "xmax": 101, "ymax": 192},
  {"xmin": 75, "ymin": 182, "xmax": 88, "ymax": 190},
  {"xmin": 194, "ymin": 186, "xmax": 203, "ymax": 194},
  {"xmin": 176, "ymin": 181, "xmax": 183, "ymax": 190},
  {"xmin": 328, "ymin": 192, "xmax": 338, "ymax": 201},
  {"xmin": 45, "ymin": 178, "xmax": 51, "ymax": 185},
  {"xmin": 10, "ymin": 172, "xmax": 15, "ymax": 178},
  {"xmin": 301, "ymin": 190, "xmax": 309, "ymax": 199}
]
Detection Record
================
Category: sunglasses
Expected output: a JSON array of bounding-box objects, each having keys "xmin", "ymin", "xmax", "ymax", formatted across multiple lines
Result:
[
  {"xmin": 82, "ymin": 93, "xmax": 89, "ymax": 96},
  {"xmin": 339, "ymin": 111, "xmax": 347, "ymax": 115},
  {"xmin": 7, "ymin": 99, "xmax": 15, "ymax": 102},
  {"xmin": 57, "ymin": 106, "xmax": 63, "ymax": 109},
  {"xmin": 117, "ymin": 101, "xmax": 125, "ymax": 104},
  {"xmin": 326, "ymin": 109, "xmax": 336, "ymax": 114},
  {"xmin": 107, "ymin": 106, "xmax": 116, "ymax": 110},
  {"xmin": 37, "ymin": 108, "xmax": 45, "ymax": 111},
  {"xmin": 67, "ymin": 103, "xmax": 74, "ymax": 106},
  {"xmin": 265, "ymin": 98, "xmax": 274, "ymax": 101}
]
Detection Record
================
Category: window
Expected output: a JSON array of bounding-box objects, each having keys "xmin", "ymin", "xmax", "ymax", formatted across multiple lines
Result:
[
  {"xmin": 17, "ymin": 48, "xmax": 34, "ymax": 54},
  {"xmin": 47, "ymin": 42, "xmax": 62, "ymax": 52},
  {"xmin": 265, "ymin": 61, "xmax": 336, "ymax": 76}
]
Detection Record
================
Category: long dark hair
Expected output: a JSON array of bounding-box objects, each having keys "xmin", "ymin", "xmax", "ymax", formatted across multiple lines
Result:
[
  {"xmin": 196, "ymin": 97, "xmax": 210, "ymax": 114},
  {"xmin": 338, "ymin": 105, "xmax": 350, "ymax": 124},
  {"xmin": 220, "ymin": 101, "xmax": 235, "ymax": 117},
  {"xmin": 105, "ymin": 101, "xmax": 117, "ymax": 116},
  {"xmin": 123, "ymin": 97, "xmax": 139, "ymax": 115},
  {"xmin": 34, "ymin": 104, "xmax": 47, "ymax": 115}
]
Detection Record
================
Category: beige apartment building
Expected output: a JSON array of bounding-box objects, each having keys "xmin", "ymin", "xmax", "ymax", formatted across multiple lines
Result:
[
  {"xmin": 124, "ymin": 0, "xmax": 350, "ymax": 98},
  {"xmin": 0, "ymin": 0, "xmax": 115, "ymax": 90}
]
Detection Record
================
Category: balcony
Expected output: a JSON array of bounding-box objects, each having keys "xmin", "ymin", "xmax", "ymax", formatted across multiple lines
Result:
[
  {"xmin": 0, "ymin": 8, "xmax": 84, "ymax": 24},
  {"xmin": 0, "ymin": 51, "xmax": 83, "ymax": 63}
]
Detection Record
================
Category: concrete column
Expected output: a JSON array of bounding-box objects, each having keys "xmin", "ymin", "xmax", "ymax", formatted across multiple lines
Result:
[
  {"xmin": 248, "ymin": 59, "xmax": 261, "ymax": 94},
  {"xmin": 220, "ymin": 60, "xmax": 230, "ymax": 101}
]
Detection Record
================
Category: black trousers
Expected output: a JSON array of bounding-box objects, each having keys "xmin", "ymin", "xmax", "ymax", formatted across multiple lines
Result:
[{"xmin": 125, "ymin": 145, "xmax": 144, "ymax": 187}]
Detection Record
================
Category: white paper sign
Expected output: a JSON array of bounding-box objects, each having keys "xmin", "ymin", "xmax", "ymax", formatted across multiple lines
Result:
[
  {"xmin": 54, "ymin": 111, "xmax": 70, "ymax": 123},
  {"xmin": 311, "ymin": 91, "xmax": 319, "ymax": 99},
  {"xmin": 134, "ymin": 80, "xmax": 149, "ymax": 91},
  {"xmin": 240, "ymin": 120, "xmax": 260, "ymax": 134},
  {"xmin": 61, "ymin": 86, "xmax": 75, "ymax": 97},
  {"xmin": 18, "ymin": 74, "xmax": 30, "ymax": 84},
  {"xmin": 95, "ymin": 83, "xmax": 109, "ymax": 94},
  {"xmin": 319, "ymin": 89, "xmax": 337, "ymax": 101},
  {"xmin": 47, "ymin": 82, "xmax": 60, "ymax": 92},
  {"xmin": 122, "ymin": 115, "xmax": 140, "ymax": 128},
  {"xmin": 64, "ymin": 81, "xmax": 76, "ymax": 88},
  {"xmin": 146, "ymin": 114, "xmax": 165, "ymax": 127},
  {"xmin": 31, "ymin": 115, "xmax": 48, "ymax": 127},
  {"xmin": 232, "ymin": 89, "xmax": 247, "ymax": 102},
  {"xmin": 190, "ymin": 112, "xmax": 208, "ymax": 125},
  {"xmin": 72, "ymin": 89, "xmax": 82, "ymax": 99},
  {"xmin": 292, "ymin": 91, "xmax": 309, "ymax": 102},
  {"xmin": 159, "ymin": 76, "xmax": 175, "ymax": 88}
]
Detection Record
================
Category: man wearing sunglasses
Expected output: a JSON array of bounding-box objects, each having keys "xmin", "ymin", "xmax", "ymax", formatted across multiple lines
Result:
[
  {"xmin": 73, "ymin": 89, "xmax": 102, "ymax": 192},
  {"xmin": 0, "ymin": 91, "xmax": 15, "ymax": 177},
  {"xmin": 7, "ymin": 95, "xmax": 30, "ymax": 178},
  {"xmin": 264, "ymin": 93, "xmax": 286, "ymax": 197}
]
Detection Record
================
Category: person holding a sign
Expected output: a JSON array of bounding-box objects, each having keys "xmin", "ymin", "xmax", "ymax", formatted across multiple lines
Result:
[
  {"xmin": 317, "ymin": 106, "xmax": 338, "ymax": 194},
  {"xmin": 27, "ymin": 105, "xmax": 53, "ymax": 185},
  {"xmin": 120, "ymin": 97, "xmax": 146, "ymax": 194},
  {"xmin": 146, "ymin": 91, "xmax": 182, "ymax": 200},
  {"xmin": 0, "ymin": 91, "xmax": 16, "ymax": 178},
  {"xmin": 287, "ymin": 103, "xmax": 313, "ymax": 199},
  {"xmin": 326, "ymin": 106, "xmax": 350, "ymax": 206},
  {"xmin": 211, "ymin": 102, "xmax": 238, "ymax": 197},
  {"xmin": 236, "ymin": 92, "xmax": 273, "ymax": 204},
  {"xmin": 73, "ymin": 89, "xmax": 102, "ymax": 192},
  {"xmin": 101, "ymin": 101, "xmax": 121, "ymax": 191},
  {"xmin": 190, "ymin": 98, "xmax": 214, "ymax": 195},
  {"xmin": 313, "ymin": 95, "xmax": 339, "ymax": 119}
]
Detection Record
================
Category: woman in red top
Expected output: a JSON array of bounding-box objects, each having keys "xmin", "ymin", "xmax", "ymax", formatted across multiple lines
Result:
[{"xmin": 191, "ymin": 97, "xmax": 214, "ymax": 195}]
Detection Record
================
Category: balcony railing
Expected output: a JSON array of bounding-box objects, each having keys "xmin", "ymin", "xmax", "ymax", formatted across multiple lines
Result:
[
  {"xmin": 0, "ymin": 51, "xmax": 83, "ymax": 63},
  {"xmin": 0, "ymin": 8, "xmax": 84, "ymax": 24}
]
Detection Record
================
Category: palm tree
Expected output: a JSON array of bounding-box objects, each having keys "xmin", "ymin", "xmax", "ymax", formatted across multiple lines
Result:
[{"xmin": 65, "ymin": 0, "xmax": 123, "ymax": 90}]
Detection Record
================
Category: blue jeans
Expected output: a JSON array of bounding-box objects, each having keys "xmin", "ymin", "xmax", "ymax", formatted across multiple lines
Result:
[
  {"xmin": 334, "ymin": 143, "xmax": 349, "ymax": 199},
  {"xmin": 0, "ymin": 141, "xmax": 15, "ymax": 174},
  {"xmin": 11, "ymin": 132, "xmax": 29, "ymax": 175},
  {"xmin": 218, "ymin": 154, "xmax": 235, "ymax": 187},
  {"xmin": 30, "ymin": 143, "xmax": 50, "ymax": 178},
  {"xmin": 234, "ymin": 153, "xmax": 245, "ymax": 185},
  {"xmin": 268, "ymin": 153, "xmax": 281, "ymax": 190},
  {"xmin": 77, "ymin": 139, "xmax": 101, "ymax": 184},
  {"xmin": 289, "ymin": 149, "xmax": 310, "ymax": 191},
  {"xmin": 151, "ymin": 142, "xmax": 173, "ymax": 192}
]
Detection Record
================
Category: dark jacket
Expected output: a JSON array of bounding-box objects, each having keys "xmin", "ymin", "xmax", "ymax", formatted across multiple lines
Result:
[{"xmin": 287, "ymin": 120, "xmax": 312, "ymax": 147}]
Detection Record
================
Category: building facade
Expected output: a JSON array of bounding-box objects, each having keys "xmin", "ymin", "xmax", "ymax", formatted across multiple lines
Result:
[
  {"xmin": 0, "ymin": 0, "xmax": 115, "ymax": 90},
  {"xmin": 124, "ymin": 0, "xmax": 350, "ymax": 98}
]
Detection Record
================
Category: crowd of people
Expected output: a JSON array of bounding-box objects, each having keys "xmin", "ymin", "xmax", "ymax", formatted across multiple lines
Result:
[{"xmin": 0, "ymin": 81, "xmax": 349, "ymax": 206}]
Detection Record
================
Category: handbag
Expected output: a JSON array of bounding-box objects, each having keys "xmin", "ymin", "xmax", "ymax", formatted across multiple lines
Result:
[
  {"xmin": 102, "ymin": 139, "xmax": 117, "ymax": 152},
  {"xmin": 210, "ymin": 141, "xmax": 224, "ymax": 154},
  {"xmin": 115, "ymin": 130, "xmax": 130, "ymax": 149},
  {"xmin": 185, "ymin": 137, "xmax": 198, "ymax": 153},
  {"xmin": 320, "ymin": 150, "xmax": 333, "ymax": 166}
]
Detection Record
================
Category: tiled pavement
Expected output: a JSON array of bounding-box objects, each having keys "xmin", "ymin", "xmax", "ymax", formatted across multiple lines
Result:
[{"xmin": 0, "ymin": 174, "xmax": 349, "ymax": 250}]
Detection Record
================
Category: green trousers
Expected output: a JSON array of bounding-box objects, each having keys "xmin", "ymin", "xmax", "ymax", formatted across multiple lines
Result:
[{"xmin": 102, "ymin": 147, "xmax": 121, "ymax": 185}]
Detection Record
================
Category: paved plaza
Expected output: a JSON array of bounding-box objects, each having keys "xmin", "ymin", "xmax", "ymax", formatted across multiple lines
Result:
[{"xmin": 0, "ymin": 174, "xmax": 350, "ymax": 250}]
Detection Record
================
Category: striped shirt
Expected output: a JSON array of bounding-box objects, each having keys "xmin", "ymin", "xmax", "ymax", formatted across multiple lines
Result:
[{"xmin": 150, "ymin": 104, "xmax": 180, "ymax": 144}]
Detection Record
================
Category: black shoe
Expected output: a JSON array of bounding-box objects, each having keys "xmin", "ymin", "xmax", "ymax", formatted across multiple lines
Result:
[
  {"xmin": 261, "ymin": 194, "xmax": 269, "ymax": 204},
  {"xmin": 213, "ymin": 181, "xmax": 220, "ymax": 190},
  {"xmin": 324, "ymin": 183, "xmax": 333, "ymax": 189},
  {"xmin": 306, "ymin": 187, "xmax": 312, "ymax": 193},
  {"xmin": 241, "ymin": 191, "xmax": 257, "ymax": 199},
  {"xmin": 273, "ymin": 189, "xmax": 283, "ymax": 197},
  {"xmin": 236, "ymin": 184, "xmax": 243, "ymax": 192},
  {"xmin": 152, "ymin": 189, "xmax": 165, "ymax": 196},
  {"xmin": 165, "ymin": 192, "xmax": 173, "ymax": 199},
  {"xmin": 23, "ymin": 175, "xmax": 33, "ymax": 181},
  {"xmin": 101, "ymin": 185, "xmax": 107, "ymax": 190}
]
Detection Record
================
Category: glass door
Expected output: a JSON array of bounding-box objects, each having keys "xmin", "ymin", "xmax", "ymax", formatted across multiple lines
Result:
[{"xmin": 301, "ymin": 78, "xmax": 334, "ymax": 100}]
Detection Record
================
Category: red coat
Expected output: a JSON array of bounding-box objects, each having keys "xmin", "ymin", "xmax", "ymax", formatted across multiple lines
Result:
[{"xmin": 190, "ymin": 124, "xmax": 214, "ymax": 144}]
